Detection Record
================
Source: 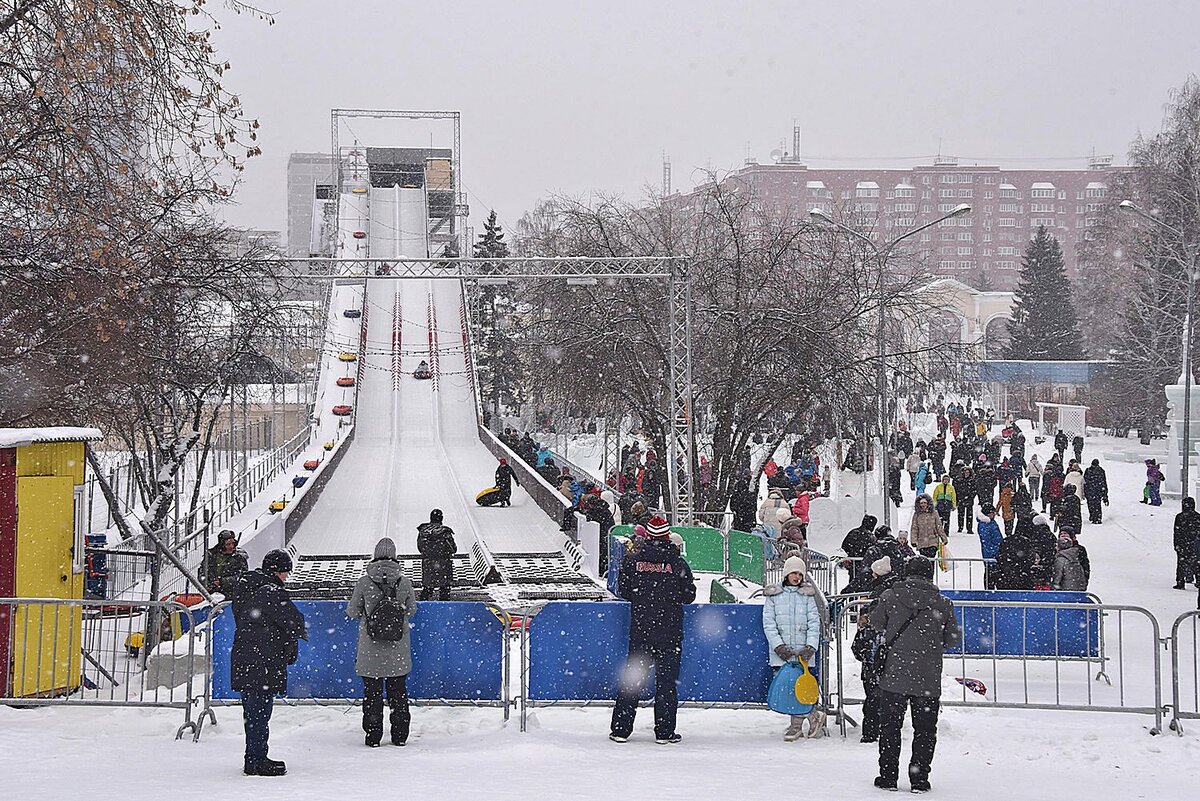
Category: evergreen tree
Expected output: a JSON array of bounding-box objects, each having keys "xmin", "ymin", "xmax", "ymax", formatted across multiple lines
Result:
[
  {"xmin": 469, "ymin": 210, "xmax": 521, "ymax": 418},
  {"xmin": 1004, "ymin": 226, "xmax": 1086, "ymax": 360},
  {"xmin": 473, "ymin": 209, "xmax": 510, "ymax": 258}
]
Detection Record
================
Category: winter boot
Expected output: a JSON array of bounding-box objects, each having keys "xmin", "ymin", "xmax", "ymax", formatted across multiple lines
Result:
[
  {"xmin": 804, "ymin": 708, "xmax": 827, "ymax": 738},
  {"xmin": 783, "ymin": 715, "xmax": 805, "ymax": 742}
]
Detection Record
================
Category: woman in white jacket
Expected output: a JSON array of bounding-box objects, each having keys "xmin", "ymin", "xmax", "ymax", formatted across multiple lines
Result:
[
  {"xmin": 763, "ymin": 555, "xmax": 826, "ymax": 741},
  {"xmin": 1026, "ymin": 455, "xmax": 1043, "ymax": 501}
]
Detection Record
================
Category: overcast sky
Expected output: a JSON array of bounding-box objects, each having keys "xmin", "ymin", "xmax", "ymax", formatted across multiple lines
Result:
[{"xmin": 211, "ymin": 0, "xmax": 1200, "ymax": 240}]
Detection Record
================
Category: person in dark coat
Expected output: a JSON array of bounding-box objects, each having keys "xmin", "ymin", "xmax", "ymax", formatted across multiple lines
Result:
[
  {"xmin": 416, "ymin": 509, "xmax": 457, "ymax": 600},
  {"xmin": 585, "ymin": 492, "xmax": 617, "ymax": 574},
  {"xmin": 1072, "ymin": 434, "xmax": 1085, "ymax": 465},
  {"xmin": 230, "ymin": 549, "xmax": 306, "ymax": 776},
  {"xmin": 840, "ymin": 514, "xmax": 878, "ymax": 592},
  {"xmin": 974, "ymin": 460, "xmax": 997, "ymax": 510},
  {"xmin": 1056, "ymin": 485, "xmax": 1083, "ymax": 535},
  {"xmin": 994, "ymin": 522, "xmax": 1035, "ymax": 590},
  {"xmin": 203, "ymin": 529, "xmax": 249, "ymax": 595},
  {"xmin": 610, "ymin": 516, "xmax": 696, "ymax": 744},
  {"xmin": 926, "ymin": 434, "xmax": 945, "ymax": 479},
  {"xmin": 953, "ymin": 465, "xmax": 975, "ymax": 533},
  {"xmin": 851, "ymin": 555, "xmax": 900, "ymax": 744},
  {"xmin": 347, "ymin": 537, "xmax": 418, "ymax": 747},
  {"xmin": 856, "ymin": 526, "xmax": 910, "ymax": 592},
  {"xmin": 729, "ymin": 478, "xmax": 758, "ymax": 532},
  {"xmin": 1027, "ymin": 516, "xmax": 1059, "ymax": 590},
  {"xmin": 1054, "ymin": 429, "xmax": 1069, "ymax": 462},
  {"xmin": 494, "ymin": 457, "xmax": 519, "ymax": 506},
  {"xmin": 1173, "ymin": 497, "xmax": 1200, "ymax": 590},
  {"xmin": 867, "ymin": 558, "xmax": 961, "ymax": 793},
  {"xmin": 1083, "ymin": 460, "xmax": 1109, "ymax": 524}
]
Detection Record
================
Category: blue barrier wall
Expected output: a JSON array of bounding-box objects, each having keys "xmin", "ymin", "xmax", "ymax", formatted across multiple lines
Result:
[
  {"xmin": 527, "ymin": 602, "xmax": 774, "ymax": 703},
  {"xmin": 212, "ymin": 601, "xmax": 504, "ymax": 700},
  {"xmin": 942, "ymin": 590, "xmax": 1099, "ymax": 658}
]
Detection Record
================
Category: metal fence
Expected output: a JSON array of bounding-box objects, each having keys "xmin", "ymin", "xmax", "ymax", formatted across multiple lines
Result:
[
  {"xmin": 830, "ymin": 596, "xmax": 1164, "ymax": 736},
  {"xmin": 0, "ymin": 597, "xmax": 204, "ymax": 740},
  {"xmin": 1169, "ymin": 610, "xmax": 1200, "ymax": 734},
  {"xmin": 195, "ymin": 600, "xmax": 515, "ymax": 740}
]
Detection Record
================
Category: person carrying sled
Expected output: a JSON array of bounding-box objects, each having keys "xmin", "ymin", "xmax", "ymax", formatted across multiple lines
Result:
[
  {"xmin": 610, "ymin": 516, "xmax": 696, "ymax": 744},
  {"xmin": 347, "ymin": 537, "xmax": 417, "ymax": 747},
  {"xmin": 416, "ymin": 509, "xmax": 457, "ymax": 600},
  {"xmin": 495, "ymin": 457, "xmax": 519, "ymax": 507},
  {"xmin": 763, "ymin": 555, "xmax": 827, "ymax": 741}
]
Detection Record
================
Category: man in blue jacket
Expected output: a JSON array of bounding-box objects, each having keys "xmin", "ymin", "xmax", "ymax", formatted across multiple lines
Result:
[
  {"xmin": 230, "ymin": 549, "xmax": 307, "ymax": 776},
  {"xmin": 610, "ymin": 515, "xmax": 696, "ymax": 744},
  {"xmin": 976, "ymin": 505, "xmax": 1003, "ymax": 590}
]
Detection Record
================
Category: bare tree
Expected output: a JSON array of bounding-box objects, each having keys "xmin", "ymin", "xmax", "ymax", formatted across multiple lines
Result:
[{"xmin": 512, "ymin": 180, "xmax": 966, "ymax": 514}]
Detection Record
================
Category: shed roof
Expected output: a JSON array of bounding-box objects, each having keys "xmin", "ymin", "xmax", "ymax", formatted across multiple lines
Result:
[{"xmin": 0, "ymin": 427, "xmax": 103, "ymax": 449}]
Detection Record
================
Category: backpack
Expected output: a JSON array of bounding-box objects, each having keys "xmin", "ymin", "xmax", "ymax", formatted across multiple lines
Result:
[{"xmin": 365, "ymin": 579, "xmax": 407, "ymax": 642}]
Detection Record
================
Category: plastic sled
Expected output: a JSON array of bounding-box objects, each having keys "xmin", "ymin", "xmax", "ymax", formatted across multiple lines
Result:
[{"xmin": 476, "ymin": 486, "xmax": 503, "ymax": 506}]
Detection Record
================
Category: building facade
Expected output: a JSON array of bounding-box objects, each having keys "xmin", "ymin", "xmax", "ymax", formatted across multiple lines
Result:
[
  {"xmin": 286, "ymin": 152, "xmax": 336, "ymax": 257},
  {"xmin": 691, "ymin": 156, "xmax": 1125, "ymax": 291}
]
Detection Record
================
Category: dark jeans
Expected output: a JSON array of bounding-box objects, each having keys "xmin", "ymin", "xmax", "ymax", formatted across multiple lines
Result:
[
  {"xmin": 1028, "ymin": 477, "xmax": 1040, "ymax": 501},
  {"xmin": 241, "ymin": 689, "xmax": 274, "ymax": 766},
  {"xmin": 1177, "ymin": 551, "xmax": 1196, "ymax": 586},
  {"xmin": 937, "ymin": 513, "xmax": 951, "ymax": 537},
  {"xmin": 877, "ymin": 690, "xmax": 941, "ymax": 785},
  {"xmin": 956, "ymin": 501, "xmax": 973, "ymax": 532},
  {"xmin": 984, "ymin": 562, "xmax": 998, "ymax": 590},
  {"xmin": 362, "ymin": 675, "xmax": 410, "ymax": 744},
  {"xmin": 1002, "ymin": 518, "xmax": 1013, "ymax": 537},
  {"xmin": 497, "ymin": 485, "xmax": 512, "ymax": 505},
  {"xmin": 1086, "ymin": 496, "xmax": 1103, "ymax": 523},
  {"xmin": 861, "ymin": 679, "xmax": 880, "ymax": 740},
  {"xmin": 611, "ymin": 640, "xmax": 682, "ymax": 739}
]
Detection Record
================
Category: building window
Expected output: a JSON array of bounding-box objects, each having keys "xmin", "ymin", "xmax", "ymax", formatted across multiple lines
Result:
[
  {"xmin": 1031, "ymin": 188, "xmax": 1054, "ymax": 198},
  {"xmin": 1000, "ymin": 188, "xmax": 1020, "ymax": 199},
  {"xmin": 941, "ymin": 175, "xmax": 955, "ymax": 184},
  {"xmin": 957, "ymin": 188, "xmax": 972, "ymax": 197},
  {"xmin": 958, "ymin": 260, "xmax": 973, "ymax": 269},
  {"xmin": 921, "ymin": 204, "xmax": 932, "ymax": 213},
  {"xmin": 1085, "ymin": 217, "xmax": 1103, "ymax": 227},
  {"xmin": 958, "ymin": 232, "xmax": 973, "ymax": 241},
  {"xmin": 999, "ymin": 203, "xmax": 1020, "ymax": 213},
  {"xmin": 982, "ymin": 233, "xmax": 992, "ymax": 242},
  {"xmin": 1030, "ymin": 203, "xmax": 1055, "ymax": 213},
  {"xmin": 938, "ymin": 203, "xmax": 957, "ymax": 212},
  {"xmin": 894, "ymin": 202, "xmax": 916, "ymax": 212},
  {"xmin": 958, "ymin": 247, "xmax": 974, "ymax": 255},
  {"xmin": 998, "ymin": 218, "xmax": 1017, "ymax": 227},
  {"xmin": 922, "ymin": 176, "xmax": 932, "ymax": 185},
  {"xmin": 984, "ymin": 176, "xmax": 996, "ymax": 185},
  {"xmin": 940, "ymin": 189, "xmax": 955, "ymax": 198},
  {"xmin": 1030, "ymin": 217, "xmax": 1056, "ymax": 228}
]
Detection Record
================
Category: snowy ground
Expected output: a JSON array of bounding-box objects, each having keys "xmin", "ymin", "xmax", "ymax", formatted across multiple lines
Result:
[
  {"xmin": 1, "ymin": 702, "xmax": 1196, "ymax": 799},
  {"xmin": 5, "ymin": 427, "xmax": 1200, "ymax": 797}
]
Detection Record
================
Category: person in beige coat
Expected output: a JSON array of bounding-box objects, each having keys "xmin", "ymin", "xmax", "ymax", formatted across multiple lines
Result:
[{"xmin": 908, "ymin": 494, "xmax": 945, "ymax": 558}]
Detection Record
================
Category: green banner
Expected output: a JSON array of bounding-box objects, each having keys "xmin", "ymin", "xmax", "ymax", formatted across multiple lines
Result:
[{"xmin": 727, "ymin": 529, "xmax": 766, "ymax": 585}]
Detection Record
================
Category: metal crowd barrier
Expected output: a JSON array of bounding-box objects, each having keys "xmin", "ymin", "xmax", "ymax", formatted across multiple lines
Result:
[
  {"xmin": 1169, "ymin": 610, "xmax": 1200, "ymax": 735},
  {"xmin": 200, "ymin": 600, "xmax": 513, "ymax": 740},
  {"xmin": 0, "ymin": 597, "xmax": 203, "ymax": 740},
  {"xmin": 831, "ymin": 596, "xmax": 1163, "ymax": 736}
]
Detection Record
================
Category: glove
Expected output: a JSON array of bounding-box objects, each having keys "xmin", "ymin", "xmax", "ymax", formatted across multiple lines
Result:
[
  {"xmin": 1103, "ymin": 498, "xmax": 1109, "ymax": 506},
  {"xmin": 774, "ymin": 644, "xmax": 793, "ymax": 659},
  {"xmin": 797, "ymin": 645, "xmax": 816, "ymax": 662}
]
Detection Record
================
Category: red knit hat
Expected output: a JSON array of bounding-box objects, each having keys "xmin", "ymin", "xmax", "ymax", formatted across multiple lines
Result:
[{"xmin": 646, "ymin": 516, "xmax": 671, "ymax": 538}]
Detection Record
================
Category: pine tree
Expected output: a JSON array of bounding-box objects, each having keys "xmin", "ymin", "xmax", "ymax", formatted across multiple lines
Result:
[
  {"xmin": 1004, "ymin": 226, "xmax": 1086, "ymax": 360},
  {"xmin": 469, "ymin": 210, "xmax": 520, "ymax": 418},
  {"xmin": 473, "ymin": 209, "xmax": 510, "ymax": 258}
]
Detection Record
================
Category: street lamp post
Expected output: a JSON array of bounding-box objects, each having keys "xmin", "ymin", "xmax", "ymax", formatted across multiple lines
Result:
[
  {"xmin": 1119, "ymin": 200, "xmax": 1199, "ymax": 505},
  {"xmin": 811, "ymin": 204, "xmax": 972, "ymax": 529}
]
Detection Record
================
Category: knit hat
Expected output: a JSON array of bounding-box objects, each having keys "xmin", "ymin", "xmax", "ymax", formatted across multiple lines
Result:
[
  {"xmin": 906, "ymin": 557, "xmax": 935, "ymax": 580},
  {"xmin": 499, "ymin": 457, "xmax": 507, "ymax": 465},
  {"xmin": 782, "ymin": 555, "xmax": 807, "ymax": 577},
  {"xmin": 633, "ymin": 524, "xmax": 649, "ymax": 539},
  {"xmin": 430, "ymin": 508, "xmax": 443, "ymax": 524},
  {"xmin": 669, "ymin": 532, "xmax": 685, "ymax": 551},
  {"xmin": 871, "ymin": 556, "xmax": 892, "ymax": 576},
  {"xmin": 262, "ymin": 549, "xmax": 293, "ymax": 574},
  {"xmin": 646, "ymin": 515, "xmax": 671, "ymax": 538},
  {"xmin": 373, "ymin": 537, "xmax": 397, "ymax": 560},
  {"xmin": 1033, "ymin": 513, "xmax": 1051, "ymax": 528}
]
